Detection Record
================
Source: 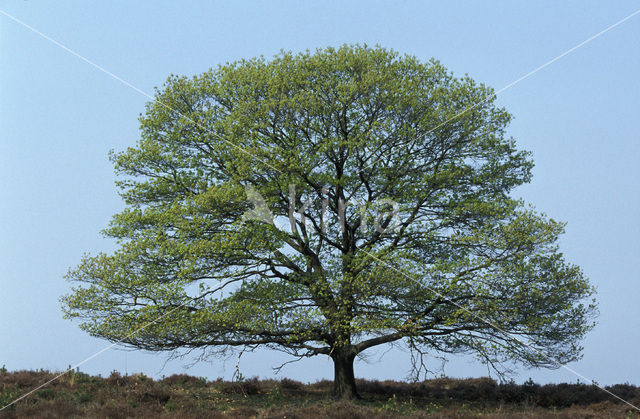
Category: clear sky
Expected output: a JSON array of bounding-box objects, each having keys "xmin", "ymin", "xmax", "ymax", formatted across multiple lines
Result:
[{"xmin": 1, "ymin": 1, "xmax": 639, "ymax": 386}]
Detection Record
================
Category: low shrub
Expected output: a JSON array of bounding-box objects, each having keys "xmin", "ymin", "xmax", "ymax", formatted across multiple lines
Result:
[
  {"xmin": 279, "ymin": 377, "xmax": 305, "ymax": 391},
  {"xmin": 219, "ymin": 376, "xmax": 263, "ymax": 395},
  {"xmin": 162, "ymin": 373, "xmax": 207, "ymax": 388}
]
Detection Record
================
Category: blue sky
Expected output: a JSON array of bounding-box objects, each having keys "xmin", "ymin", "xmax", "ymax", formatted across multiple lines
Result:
[{"xmin": 1, "ymin": 1, "xmax": 639, "ymax": 386}]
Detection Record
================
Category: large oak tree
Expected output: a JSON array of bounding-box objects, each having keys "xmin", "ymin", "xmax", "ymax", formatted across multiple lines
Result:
[{"xmin": 62, "ymin": 45, "xmax": 596, "ymax": 399}]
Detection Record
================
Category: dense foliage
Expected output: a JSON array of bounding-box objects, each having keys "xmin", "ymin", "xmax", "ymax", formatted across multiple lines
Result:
[{"xmin": 61, "ymin": 45, "xmax": 596, "ymax": 398}]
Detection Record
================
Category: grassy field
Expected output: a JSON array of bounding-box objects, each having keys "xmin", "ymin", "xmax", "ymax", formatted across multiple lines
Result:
[{"xmin": 1, "ymin": 368, "xmax": 639, "ymax": 418}]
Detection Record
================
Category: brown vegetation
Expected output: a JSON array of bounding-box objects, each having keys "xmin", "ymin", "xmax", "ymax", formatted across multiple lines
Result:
[{"xmin": 0, "ymin": 368, "xmax": 639, "ymax": 418}]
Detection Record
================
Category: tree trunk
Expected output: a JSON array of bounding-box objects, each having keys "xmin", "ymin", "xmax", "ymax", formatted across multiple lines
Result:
[{"xmin": 331, "ymin": 349, "xmax": 359, "ymax": 400}]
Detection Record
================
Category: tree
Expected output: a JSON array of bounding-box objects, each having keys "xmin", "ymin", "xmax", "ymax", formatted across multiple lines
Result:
[{"xmin": 61, "ymin": 45, "xmax": 596, "ymax": 399}]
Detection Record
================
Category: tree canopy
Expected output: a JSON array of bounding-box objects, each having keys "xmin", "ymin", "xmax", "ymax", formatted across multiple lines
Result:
[{"xmin": 62, "ymin": 45, "xmax": 596, "ymax": 399}]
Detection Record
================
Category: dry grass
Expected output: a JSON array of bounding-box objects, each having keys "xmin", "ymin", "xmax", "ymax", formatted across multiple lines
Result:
[{"xmin": 0, "ymin": 368, "xmax": 639, "ymax": 418}]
